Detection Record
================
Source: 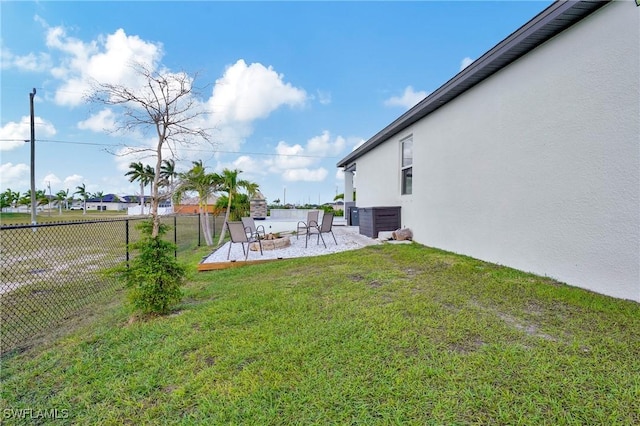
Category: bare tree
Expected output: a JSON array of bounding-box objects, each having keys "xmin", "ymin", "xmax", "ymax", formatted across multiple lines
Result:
[{"xmin": 86, "ymin": 62, "xmax": 212, "ymax": 237}]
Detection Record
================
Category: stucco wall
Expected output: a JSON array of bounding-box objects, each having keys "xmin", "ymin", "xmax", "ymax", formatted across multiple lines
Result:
[{"xmin": 357, "ymin": 1, "xmax": 639, "ymax": 301}]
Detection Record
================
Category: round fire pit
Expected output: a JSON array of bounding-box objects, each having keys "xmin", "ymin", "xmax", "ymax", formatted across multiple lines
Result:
[{"xmin": 250, "ymin": 235, "xmax": 291, "ymax": 251}]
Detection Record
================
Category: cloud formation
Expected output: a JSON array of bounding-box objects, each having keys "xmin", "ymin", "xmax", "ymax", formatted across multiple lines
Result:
[
  {"xmin": 264, "ymin": 130, "xmax": 345, "ymax": 182},
  {"xmin": 77, "ymin": 108, "xmax": 116, "ymax": 132},
  {"xmin": 0, "ymin": 163, "xmax": 30, "ymax": 189},
  {"xmin": 0, "ymin": 45, "xmax": 52, "ymax": 72},
  {"xmin": 209, "ymin": 59, "xmax": 307, "ymax": 124},
  {"xmin": 0, "ymin": 116, "xmax": 57, "ymax": 151},
  {"xmin": 384, "ymin": 86, "xmax": 427, "ymax": 109},
  {"xmin": 43, "ymin": 22, "xmax": 163, "ymax": 106}
]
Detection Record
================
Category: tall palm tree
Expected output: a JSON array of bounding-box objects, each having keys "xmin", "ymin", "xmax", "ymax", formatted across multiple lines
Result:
[
  {"xmin": 95, "ymin": 191, "xmax": 105, "ymax": 211},
  {"xmin": 159, "ymin": 159, "xmax": 178, "ymax": 209},
  {"xmin": 159, "ymin": 159, "xmax": 177, "ymax": 188},
  {"xmin": 20, "ymin": 189, "xmax": 48, "ymax": 212},
  {"xmin": 74, "ymin": 184, "xmax": 89, "ymax": 215},
  {"xmin": 1, "ymin": 188, "xmax": 20, "ymax": 212},
  {"xmin": 176, "ymin": 160, "xmax": 220, "ymax": 246},
  {"xmin": 55, "ymin": 189, "xmax": 69, "ymax": 215},
  {"xmin": 11, "ymin": 190, "xmax": 20, "ymax": 210},
  {"xmin": 217, "ymin": 168, "xmax": 251, "ymax": 246},
  {"xmin": 144, "ymin": 164, "xmax": 155, "ymax": 195},
  {"xmin": 244, "ymin": 182, "xmax": 260, "ymax": 199},
  {"xmin": 125, "ymin": 162, "xmax": 151, "ymax": 215}
]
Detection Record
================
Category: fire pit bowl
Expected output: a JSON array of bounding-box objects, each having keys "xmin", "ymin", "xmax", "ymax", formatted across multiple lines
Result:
[{"xmin": 250, "ymin": 235, "xmax": 291, "ymax": 251}]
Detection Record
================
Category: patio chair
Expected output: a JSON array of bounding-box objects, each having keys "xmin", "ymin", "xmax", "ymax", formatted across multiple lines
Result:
[
  {"xmin": 226, "ymin": 221, "xmax": 263, "ymax": 261},
  {"xmin": 241, "ymin": 217, "xmax": 266, "ymax": 240},
  {"xmin": 296, "ymin": 210, "xmax": 320, "ymax": 240},
  {"xmin": 306, "ymin": 212, "xmax": 337, "ymax": 248}
]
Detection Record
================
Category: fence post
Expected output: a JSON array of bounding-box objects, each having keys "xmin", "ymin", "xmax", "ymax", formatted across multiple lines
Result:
[
  {"xmin": 125, "ymin": 219, "xmax": 130, "ymax": 268},
  {"xmin": 198, "ymin": 213, "xmax": 201, "ymax": 247},
  {"xmin": 174, "ymin": 215, "xmax": 177, "ymax": 258}
]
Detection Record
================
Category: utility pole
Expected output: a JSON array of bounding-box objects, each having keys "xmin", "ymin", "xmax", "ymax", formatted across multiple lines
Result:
[{"xmin": 29, "ymin": 88, "xmax": 37, "ymax": 226}]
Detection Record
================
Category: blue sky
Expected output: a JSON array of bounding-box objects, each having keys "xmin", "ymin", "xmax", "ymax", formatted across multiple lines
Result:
[{"xmin": 1, "ymin": 1, "xmax": 551, "ymax": 205}]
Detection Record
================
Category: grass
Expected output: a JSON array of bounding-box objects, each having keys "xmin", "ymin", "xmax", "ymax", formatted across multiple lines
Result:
[{"xmin": 1, "ymin": 243, "xmax": 639, "ymax": 424}]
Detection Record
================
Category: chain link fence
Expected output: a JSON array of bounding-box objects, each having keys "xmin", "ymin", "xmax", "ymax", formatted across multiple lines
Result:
[{"xmin": 0, "ymin": 214, "xmax": 224, "ymax": 355}]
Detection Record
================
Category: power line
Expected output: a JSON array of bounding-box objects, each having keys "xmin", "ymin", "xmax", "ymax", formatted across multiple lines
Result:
[{"xmin": 0, "ymin": 138, "xmax": 339, "ymax": 159}]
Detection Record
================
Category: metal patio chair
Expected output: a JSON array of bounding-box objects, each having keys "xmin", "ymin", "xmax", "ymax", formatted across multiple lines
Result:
[
  {"xmin": 306, "ymin": 212, "xmax": 337, "ymax": 248},
  {"xmin": 296, "ymin": 210, "xmax": 320, "ymax": 240},
  {"xmin": 241, "ymin": 217, "xmax": 266, "ymax": 240},
  {"xmin": 226, "ymin": 221, "xmax": 263, "ymax": 260}
]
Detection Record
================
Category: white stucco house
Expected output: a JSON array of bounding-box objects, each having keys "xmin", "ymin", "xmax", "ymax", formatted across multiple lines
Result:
[{"xmin": 337, "ymin": 1, "xmax": 639, "ymax": 302}]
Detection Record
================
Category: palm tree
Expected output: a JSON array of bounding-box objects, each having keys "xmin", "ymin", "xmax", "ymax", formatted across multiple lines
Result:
[
  {"xmin": 74, "ymin": 184, "xmax": 89, "ymax": 215},
  {"xmin": 175, "ymin": 160, "xmax": 220, "ymax": 246},
  {"xmin": 1, "ymin": 188, "xmax": 19, "ymax": 212},
  {"xmin": 159, "ymin": 159, "xmax": 177, "ymax": 188},
  {"xmin": 159, "ymin": 159, "xmax": 178, "ymax": 208},
  {"xmin": 144, "ymin": 164, "xmax": 155, "ymax": 194},
  {"xmin": 217, "ymin": 168, "xmax": 251, "ymax": 246},
  {"xmin": 10, "ymin": 190, "xmax": 20, "ymax": 211},
  {"xmin": 17, "ymin": 192, "xmax": 30, "ymax": 210},
  {"xmin": 125, "ymin": 162, "xmax": 152, "ymax": 215},
  {"xmin": 95, "ymin": 191, "xmax": 105, "ymax": 212},
  {"xmin": 55, "ymin": 189, "xmax": 69, "ymax": 215},
  {"xmin": 244, "ymin": 182, "xmax": 260, "ymax": 199}
]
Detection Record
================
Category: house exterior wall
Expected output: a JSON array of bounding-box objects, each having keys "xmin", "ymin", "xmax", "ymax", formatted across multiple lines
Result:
[
  {"xmin": 357, "ymin": 1, "xmax": 639, "ymax": 301},
  {"xmin": 85, "ymin": 202, "xmax": 128, "ymax": 211}
]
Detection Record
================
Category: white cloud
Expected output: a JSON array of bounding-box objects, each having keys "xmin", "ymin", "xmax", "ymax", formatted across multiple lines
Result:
[
  {"xmin": 460, "ymin": 56, "xmax": 474, "ymax": 71},
  {"xmin": 231, "ymin": 156, "xmax": 263, "ymax": 175},
  {"xmin": 0, "ymin": 45, "xmax": 52, "ymax": 72},
  {"xmin": 384, "ymin": 86, "xmax": 427, "ymax": 109},
  {"xmin": 77, "ymin": 108, "xmax": 116, "ymax": 132},
  {"xmin": 336, "ymin": 169, "xmax": 345, "ymax": 181},
  {"xmin": 306, "ymin": 130, "xmax": 345, "ymax": 157},
  {"xmin": 263, "ymin": 131, "xmax": 349, "ymax": 183},
  {"xmin": 268, "ymin": 141, "xmax": 315, "ymax": 171},
  {"xmin": 43, "ymin": 21, "xmax": 162, "ymax": 106},
  {"xmin": 282, "ymin": 168, "xmax": 328, "ymax": 182},
  {"xmin": 42, "ymin": 174, "xmax": 62, "ymax": 188},
  {"xmin": 209, "ymin": 59, "xmax": 307, "ymax": 123},
  {"xmin": 63, "ymin": 174, "xmax": 85, "ymax": 190},
  {"xmin": 0, "ymin": 163, "xmax": 30, "ymax": 190},
  {"xmin": 0, "ymin": 116, "xmax": 57, "ymax": 151}
]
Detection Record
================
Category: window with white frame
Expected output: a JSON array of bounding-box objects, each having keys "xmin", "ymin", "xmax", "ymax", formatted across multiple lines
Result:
[{"xmin": 401, "ymin": 136, "xmax": 413, "ymax": 195}]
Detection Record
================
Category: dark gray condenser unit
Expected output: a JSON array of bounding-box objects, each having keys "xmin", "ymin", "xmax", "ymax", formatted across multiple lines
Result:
[{"xmin": 358, "ymin": 206, "xmax": 401, "ymax": 238}]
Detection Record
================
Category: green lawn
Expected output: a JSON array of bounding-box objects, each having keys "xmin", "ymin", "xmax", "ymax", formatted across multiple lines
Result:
[{"xmin": 1, "ymin": 243, "xmax": 639, "ymax": 425}]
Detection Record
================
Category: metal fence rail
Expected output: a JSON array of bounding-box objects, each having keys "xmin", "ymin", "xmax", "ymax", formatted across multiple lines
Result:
[{"xmin": 0, "ymin": 214, "xmax": 224, "ymax": 355}]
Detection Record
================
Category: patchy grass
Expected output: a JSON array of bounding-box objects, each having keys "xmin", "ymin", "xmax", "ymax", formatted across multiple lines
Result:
[{"xmin": 1, "ymin": 243, "xmax": 639, "ymax": 424}]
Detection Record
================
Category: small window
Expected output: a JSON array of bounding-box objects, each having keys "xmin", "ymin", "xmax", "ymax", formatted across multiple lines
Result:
[{"xmin": 401, "ymin": 136, "xmax": 413, "ymax": 195}]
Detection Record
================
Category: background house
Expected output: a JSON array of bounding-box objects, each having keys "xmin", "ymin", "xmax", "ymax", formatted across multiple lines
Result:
[
  {"xmin": 173, "ymin": 195, "xmax": 219, "ymax": 215},
  {"xmin": 338, "ymin": 1, "xmax": 639, "ymax": 302},
  {"xmin": 85, "ymin": 194, "xmax": 136, "ymax": 211}
]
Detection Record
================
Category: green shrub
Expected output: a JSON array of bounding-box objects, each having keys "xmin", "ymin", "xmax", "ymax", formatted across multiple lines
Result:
[{"xmin": 118, "ymin": 220, "xmax": 186, "ymax": 315}]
